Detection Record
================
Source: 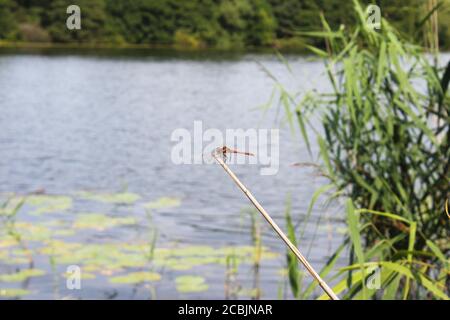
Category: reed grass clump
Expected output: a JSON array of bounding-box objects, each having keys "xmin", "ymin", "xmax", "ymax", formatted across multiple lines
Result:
[{"xmin": 281, "ymin": 0, "xmax": 449, "ymax": 299}]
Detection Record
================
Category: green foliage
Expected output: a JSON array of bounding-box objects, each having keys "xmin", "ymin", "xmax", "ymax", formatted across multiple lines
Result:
[
  {"xmin": 1, "ymin": 0, "xmax": 450, "ymax": 49},
  {"xmin": 281, "ymin": 0, "xmax": 449, "ymax": 299},
  {"xmin": 0, "ymin": 0, "xmax": 18, "ymax": 39},
  {"xmin": 284, "ymin": 196, "xmax": 300, "ymax": 298},
  {"xmin": 41, "ymin": 0, "xmax": 114, "ymax": 43},
  {"xmin": 173, "ymin": 30, "xmax": 203, "ymax": 49}
]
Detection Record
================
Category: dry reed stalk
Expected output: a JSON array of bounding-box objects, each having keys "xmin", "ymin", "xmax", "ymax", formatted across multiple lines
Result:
[{"xmin": 212, "ymin": 151, "xmax": 339, "ymax": 300}]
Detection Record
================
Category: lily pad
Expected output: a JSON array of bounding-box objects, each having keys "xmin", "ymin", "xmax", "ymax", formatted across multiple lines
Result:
[
  {"xmin": 79, "ymin": 192, "xmax": 140, "ymax": 204},
  {"xmin": 15, "ymin": 223, "xmax": 52, "ymax": 241},
  {"xmin": 73, "ymin": 213, "xmax": 136, "ymax": 231},
  {"xmin": 0, "ymin": 269, "xmax": 45, "ymax": 282},
  {"xmin": 0, "ymin": 239, "xmax": 17, "ymax": 249},
  {"xmin": 237, "ymin": 288, "xmax": 261, "ymax": 298},
  {"xmin": 62, "ymin": 272, "xmax": 96, "ymax": 280},
  {"xmin": 154, "ymin": 256, "xmax": 221, "ymax": 271},
  {"xmin": 175, "ymin": 275, "xmax": 208, "ymax": 293},
  {"xmin": 53, "ymin": 229, "xmax": 76, "ymax": 237},
  {"xmin": 166, "ymin": 246, "xmax": 217, "ymax": 257},
  {"xmin": 27, "ymin": 195, "xmax": 72, "ymax": 215},
  {"xmin": 0, "ymin": 288, "xmax": 31, "ymax": 297},
  {"xmin": 40, "ymin": 241, "xmax": 148, "ymax": 270},
  {"xmin": 4, "ymin": 248, "xmax": 31, "ymax": 264},
  {"xmin": 40, "ymin": 240, "xmax": 83, "ymax": 256},
  {"xmin": 109, "ymin": 271, "xmax": 161, "ymax": 284},
  {"xmin": 144, "ymin": 197, "xmax": 181, "ymax": 210},
  {"xmin": 149, "ymin": 245, "xmax": 277, "ymax": 271}
]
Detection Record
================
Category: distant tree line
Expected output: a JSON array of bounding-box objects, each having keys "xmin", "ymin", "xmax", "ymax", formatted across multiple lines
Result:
[{"xmin": 0, "ymin": 0, "xmax": 449, "ymax": 49}]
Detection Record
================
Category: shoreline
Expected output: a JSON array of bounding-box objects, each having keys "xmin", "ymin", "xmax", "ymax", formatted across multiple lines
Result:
[{"xmin": 0, "ymin": 41, "xmax": 310, "ymax": 54}]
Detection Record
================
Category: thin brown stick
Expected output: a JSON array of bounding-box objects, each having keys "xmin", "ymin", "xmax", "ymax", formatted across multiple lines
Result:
[{"xmin": 213, "ymin": 153, "xmax": 339, "ymax": 300}]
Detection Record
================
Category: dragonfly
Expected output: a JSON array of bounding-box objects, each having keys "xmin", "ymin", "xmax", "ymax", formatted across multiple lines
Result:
[{"xmin": 209, "ymin": 146, "xmax": 255, "ymax": 163}]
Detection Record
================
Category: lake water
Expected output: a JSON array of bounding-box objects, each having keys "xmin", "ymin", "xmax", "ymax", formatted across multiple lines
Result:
[{"xmin": 0, "ymin": 49, "xmax": 348, "ymax": 299}]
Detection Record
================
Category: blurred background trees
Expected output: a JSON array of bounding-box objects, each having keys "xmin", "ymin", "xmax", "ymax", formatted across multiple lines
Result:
[{"xmin": 0, "ymin": 0, "xmax": 449, "ymax": 49}]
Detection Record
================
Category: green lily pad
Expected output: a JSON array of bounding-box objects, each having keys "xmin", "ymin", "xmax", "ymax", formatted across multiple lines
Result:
[
  {"xmin": 79, "ymin": 192, "xmax": 140, "ymax": 204},
  {"xmin": 12, "ymin": 237, "xmax": 278, "ymax": 285},
  {"xmin": 15, "ymin": 223, "xmax": 53, "ymax": 241},
  {"xmin": 109, "ymin": 271, "xmax": 161, "ymax": 284},
  {"xmin": 27, "ymin": 195, "xmax": 72, "ymax": 215},
  {"xmin": 0, "ymin": 288, "xmax": 31, "ymax": 297},
  {"xmin": 175, "ymin": 275, "xmax": 208, "ymax": 293},
  {"xmin": 40, "ymin": 241, "xmax": 149, "ymax": 270},
  {"xmin": 3, "ymin": 247, "xmax": 32, "ymax": 264},
  {"xmin": 53, "ymin": 229, "xmax": 76, "ymax": 237},
  {"xmin": 154, "ymin": 256, "xmax": 221, "ymax": 271},
  {"xmin": 0, "ymin": 269, "xmax": 45, "ymax": 282},
  {"xmin": 112, "ymin": 253, "xmax": 148, "ymax": 268},
  {"xmin": 144, "ymin": 197, "xmax": 181, "ymax": 210},
  {"xmin": 62, "ymin": 272, "xmax": 96, "ymax": 280},
  {"xmin": 165, "ymin": 246, "xmax": 217, "ymax": 257},
  {"xmin": 73, "ymin": 213, "xmax": 136, "ymax": 231},
  {"xmin": 237, "ymin": 288, "xmax": 261, "ymax": 298},
  {"xmin": 83, "ymin": 264, "xmax": 122, "ymax": 276},
  {"xmin": 149, "ymin": 245, "xmax": 277, "ymax": 271},
  {"xmin": 40, "ymin": 240, "xmax": 83, "ymax": 256},
  {"xmin": 0, "ymin": 239, "xmax": 16, "ymax": 249}
]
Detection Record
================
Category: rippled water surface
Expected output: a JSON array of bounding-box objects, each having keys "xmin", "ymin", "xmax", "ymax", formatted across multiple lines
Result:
[{"xmin": 0, "ymin": 49, "xmax": 348, "ymax": 299}]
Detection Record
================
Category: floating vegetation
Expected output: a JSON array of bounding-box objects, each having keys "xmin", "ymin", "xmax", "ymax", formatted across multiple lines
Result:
[
  {"xmin": 62, "ymin": 271, "xmax": 96, "ymax": 280},
  {"xmin": 144, "ymin": 197, "xmax": 181, "ymax": 210},
  {"xmin": 15, "ymin": 223, "xmax": 53, "ymax": 241},
  {"xmin": 0, "ymin": 269, "xmax": 45, "ymax": 282},
  {"xmin": 39, "ymin": 240, "xmax": 83, "ymax": 257},
  {"xmin": 53, "ymin": 229, "xmax": 76, "ymax": 237},
  {"xmin": 79, "ymin": 191, "xmax": 140, "ymax": 204},
  {"xmin": 0, "ymin": 239, "xmax": 16, "ymax": 249},
  {"xmin": 0, "ymin": 191, "xmax": 280, "ymax": 299},
  {"xmin": 0, "ymin": 194, "xmax": 72, "ymax": 216},
  {"xmin": 36, "ymin": 240, "xmax": 278, "ymax": 272},
  {"xmin": 109, "ymin": 272, "xmax": 161, "ymax": 284},
  {"xmin": 157, "ymin": 256, "xmax": 220, "ymax": 271},
  {"xmin": 3, "ymin": 249, "xmax": 31, "ymax": 264},
  {"xmin": 175, "ymin": 275, "xmax": 208, "ymax": 293},
  {"xmin": 73, "ymin": 213, "xmax": 136, "ymax": 231},
  {"xmin": 0, "ymin": 288, "xmax": 31, "ymax": 297},
  {"xmin": 27, "ymin": 195, "xmax": 72, "ymax": 215},
  {"xmin": 237, "ymin": 288, "xmax": 260, "ymax": 298}
]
